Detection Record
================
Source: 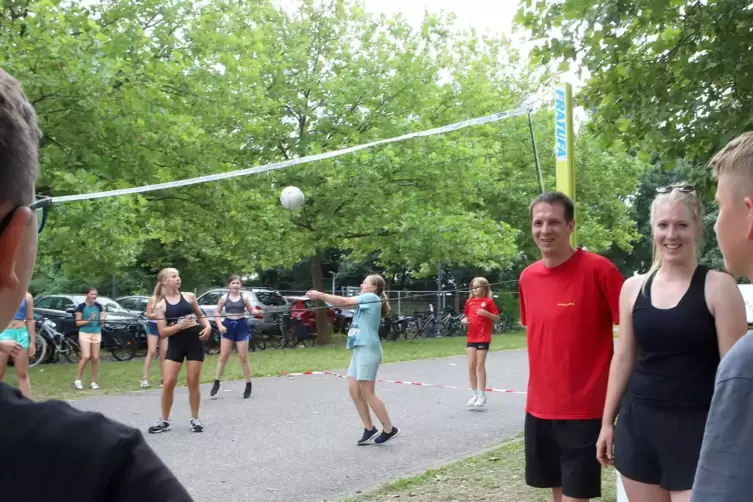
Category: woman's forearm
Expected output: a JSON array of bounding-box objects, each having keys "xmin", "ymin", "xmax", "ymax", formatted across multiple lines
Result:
[
  {"xmin": 317, "ymin": 293, "xmax": 352, "ymax": 308},
  {"xmin": 602, "ymin": 354, "xmax": 635, "ymax": 425}
]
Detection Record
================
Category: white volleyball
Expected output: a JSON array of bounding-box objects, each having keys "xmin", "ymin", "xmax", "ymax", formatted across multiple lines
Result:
[{"xmin": 280, "ymin": 186, "xmax": 305, "ymax": 210}]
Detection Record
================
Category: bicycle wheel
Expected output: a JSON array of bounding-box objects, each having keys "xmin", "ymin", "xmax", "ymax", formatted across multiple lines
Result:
[
  {"xmin": 251, "ymin": 337, "xmax": 266, "ymax": 351},
  {"xmin": 63, "ymin": 336, "xmax": 81, "ymax": 364},
  {"xmin": 28, "ymin": 336, "xmax": 47, "ymax": 367},
  {"xmin": 109, "ymin": 331, "xmax": 136, "ymax": 361}
]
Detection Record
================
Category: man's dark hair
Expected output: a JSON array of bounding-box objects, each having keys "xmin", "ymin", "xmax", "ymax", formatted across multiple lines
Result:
[
  {"xmin": 529, "ymin": 191, "xmax": 575, "ymax": 222},
  {"xmin": 0, "ymin": 68, "xmax": 41, "ymax": 205}
]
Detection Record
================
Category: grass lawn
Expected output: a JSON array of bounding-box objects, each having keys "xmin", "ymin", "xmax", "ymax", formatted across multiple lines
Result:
[
  {"xmin": 8, "ymin": 331, "xmax": 527, "ymax": 401},
  {"xmin": 345, "ymin": 435, "xmax": 618, "ymax": 502}
]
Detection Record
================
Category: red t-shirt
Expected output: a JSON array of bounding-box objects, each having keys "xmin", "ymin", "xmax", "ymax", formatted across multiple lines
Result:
[
  {"xmin": 519, "ymin": 249, "xmax": 624, "ymax": 420},
  {"xmin": 465, "ymin": 297, "xmax": 499, "ymax": 343}
]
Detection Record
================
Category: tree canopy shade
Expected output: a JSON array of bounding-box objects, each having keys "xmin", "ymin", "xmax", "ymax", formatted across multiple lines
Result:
[{"xmin": 516, "ymin": 0, "xmax": 753, "ymax": 168}]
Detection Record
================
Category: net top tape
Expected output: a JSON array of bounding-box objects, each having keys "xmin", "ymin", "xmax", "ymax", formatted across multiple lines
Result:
[{"xmin": 50, "ymin": 106, "xmax": 532, "ymax": 203}]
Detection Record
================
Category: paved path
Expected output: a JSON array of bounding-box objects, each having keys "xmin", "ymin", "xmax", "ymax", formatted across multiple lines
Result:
[{"xmin": 72, "ymin": 349, "xmax": 531, "ymax": 502}]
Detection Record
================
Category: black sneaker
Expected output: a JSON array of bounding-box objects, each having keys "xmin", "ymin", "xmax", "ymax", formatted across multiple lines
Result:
[
  {"xmin": 357, "ymin": 426, "xmax": 379, "ymax": 445},
  {"xmin": 190, "ymin": 418, "xmax": 203, "ymax": 432},
  {"xmin": 243, "ymin": 381, "xmax": 252, "ymax": 399},
  {"xmin": 374, "ymin": 427, "xmax": 400, "ymax": 445},
  {"xmin": 148, "ymin": 419, "xmax": 171, "ymax": 434},
  {"xmin": 210, "ymin": 379, "xmax": 220, "ymax": 397}
]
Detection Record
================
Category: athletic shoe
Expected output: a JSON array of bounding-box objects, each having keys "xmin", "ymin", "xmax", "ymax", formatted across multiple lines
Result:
[
  {"xmin": 148, "ymin": 419, "xmax": 171, "ymax": 434},
  {"xmin": 357, "ymin": 427, "xmax": 379, "ymax": 445},
  {"xmin": 73, "ymin": 380, "xmax": 83, "ymax": 390},
  {"xmin": 474, "ymin": 394, "xmax": 487, "ymax": 408},
  {"xmin": 210, "ymin": 379, "xmax": 220, "ymax": 397},
  {"xmin": 467, "ymin": 394, "xmax": 479, "ymax": 407},
  {"xmin": 90, "ymin": 382, "xmax": 99, "ymax": 390},
  {"xmin": 243, "ymin": 381, "xmax": 252, "ymax": 399},
  {"xmin": 374, "ymin": 427, "xmax": 400, "ymax": 445},
  {"xmin": 190, "ymin": 418, "xmax": 204, "ymax": 432},
  {"xmin": 140, "ymin": 379, "xmax": 149, "ymax": 388}
]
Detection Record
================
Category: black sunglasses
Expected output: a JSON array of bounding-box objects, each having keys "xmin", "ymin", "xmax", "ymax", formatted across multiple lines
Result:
[
  {"xmin": 0, "ymin": 195, "xmax": 51, "ymax": 236},
  {"xmin": 656, "ymin": 184, "xmax": 695, "ymax": 194}
]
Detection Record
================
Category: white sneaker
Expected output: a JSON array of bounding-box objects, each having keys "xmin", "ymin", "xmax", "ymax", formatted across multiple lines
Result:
[
  {"xmin": 91, "ymin": 382, "xmax": 99, "ymax": 390},
  {"xmin": 474, "ymin": 394, "xmax": 487, "ymax": 408},
  {"xmin": 467, "ymin": 394, "xmax": 479, "ymax": 407},
  {"xmin": 73, "ymin": 380, "xmax": 83, "ymax": 390},
  {"xmin": 140, "ymin": 379, "xmax": 149, "ymax": 388}
]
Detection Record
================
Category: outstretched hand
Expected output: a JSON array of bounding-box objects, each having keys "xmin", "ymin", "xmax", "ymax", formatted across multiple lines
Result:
[{"xmin": 306, "ymin": 290, "xmax": 323, "ymax": 300}]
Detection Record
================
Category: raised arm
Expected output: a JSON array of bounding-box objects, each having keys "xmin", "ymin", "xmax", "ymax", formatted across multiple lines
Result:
[{"xmin": 306, "ymin": 290, "xmax": 360, "ymax": 308}]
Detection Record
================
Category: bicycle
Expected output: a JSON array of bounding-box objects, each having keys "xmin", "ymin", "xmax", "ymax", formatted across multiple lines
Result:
[
  {"xmin": 33, "ymin": 317, "xmax": 80, "ymax": 365},
  {"xmin": 275, "ymin": 314, "xmax": 315, "ymax": 349}
]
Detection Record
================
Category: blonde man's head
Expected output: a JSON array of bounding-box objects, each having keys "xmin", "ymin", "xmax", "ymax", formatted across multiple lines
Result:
[{"xmin": 710, "ymin": 132, "xmax": 753, "ymax": 279}]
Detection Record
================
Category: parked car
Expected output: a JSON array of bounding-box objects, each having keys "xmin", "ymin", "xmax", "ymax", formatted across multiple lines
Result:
[
  {"xmin": 283, "ymin": 296, "xmax": 335, "ymax": 332},
  {"xmin": 116, "ymin": 295, "xmax": 151, "ymax": 315},
  {"xmin": 196, "ymin": 288, "xmax": 289, "ymax": 334},
  {"xmin": 34, "ymin": 294, "xmax": 138, "ymax": 335}
]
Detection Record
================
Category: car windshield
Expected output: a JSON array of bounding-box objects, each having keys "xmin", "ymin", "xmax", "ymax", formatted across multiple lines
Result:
[
  {"xmin": 99, "ymin": 298, "xmax": 129, "ymax": 313},
  {"xmin": 255, "ymin": 291, "xmax": 286, "ymax": 306},
  {"xmin": 303, "ymin": 300, "xmax": 316, "ymax": 309}
]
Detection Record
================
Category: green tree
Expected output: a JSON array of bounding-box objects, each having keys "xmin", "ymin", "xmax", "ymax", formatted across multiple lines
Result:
[{"xmin": 516, "ymin": 0, "xmax": 753, "ymax": 164}]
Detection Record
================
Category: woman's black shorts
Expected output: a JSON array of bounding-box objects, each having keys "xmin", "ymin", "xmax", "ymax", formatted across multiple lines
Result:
[
  {"xmin": 614, "ymin": 395, "xmax": 709, "ymax": 491},
  {"xmin": 165, "ymin": 325, "xmax": 205, "ymax": 363}
]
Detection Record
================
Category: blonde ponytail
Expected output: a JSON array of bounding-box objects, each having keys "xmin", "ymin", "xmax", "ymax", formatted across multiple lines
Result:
[{"xmin": 366, "ymin": 274, "xmax": 391, "ymax": 318}]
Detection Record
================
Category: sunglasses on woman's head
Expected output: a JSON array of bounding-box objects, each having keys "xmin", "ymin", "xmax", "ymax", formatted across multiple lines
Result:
[{"xmin": 656, "ymin": 184, "xmax": 695, "ymax": 194}]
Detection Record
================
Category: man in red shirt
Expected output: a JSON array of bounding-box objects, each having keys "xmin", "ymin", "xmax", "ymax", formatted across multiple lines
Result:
[{"xmin": 519, "ymin": 191, "xmax": 624, "ymax": 502}]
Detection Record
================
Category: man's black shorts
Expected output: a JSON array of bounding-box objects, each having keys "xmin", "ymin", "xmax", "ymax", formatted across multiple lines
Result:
[
  {"xmin": 524, "ymin": 412, "xmax": 601, "ymax": 499},
  {"xmin": 466, "ymin": 342, "xmax": 490, "ymax": 350},
  {"xmin": 165, "ymin": 325, "xmax": 205, "ymax": 363}
]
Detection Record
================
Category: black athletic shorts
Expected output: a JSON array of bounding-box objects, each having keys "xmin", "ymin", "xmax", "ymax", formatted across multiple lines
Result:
[
  {"xmin": 614, "ymin": 395, "xmax": 708, "ymax": 491},
  {"xmin": 165, "ymin": 325, "xmax": 205, "ymax": 363},
  {"xmin": 466, "ymin": 342, "xmax": 490, "ymax": 350},
  {"xmin": 524, "ymin": 412, "xmax": 602, "ymax": 499}
]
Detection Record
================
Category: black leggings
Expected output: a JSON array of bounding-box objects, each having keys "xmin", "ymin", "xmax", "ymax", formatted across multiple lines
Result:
[{"xmin": 165, "ymin": 325, "xmax": 205, "ymax": 363}]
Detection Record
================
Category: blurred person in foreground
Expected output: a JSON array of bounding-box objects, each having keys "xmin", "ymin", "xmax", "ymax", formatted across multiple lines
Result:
[
  {"xmin": 692, "ymin": 132, "xmax": 753, "ymax": 502},
  {"xmin": 0, "ymin": 67, "xmax": 194, "ymax": 501}
]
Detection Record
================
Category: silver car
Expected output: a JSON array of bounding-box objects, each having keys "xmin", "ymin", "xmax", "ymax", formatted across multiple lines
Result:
[{"xmin": 196, "ymin": 288, "xmax": 289, "ymax": 333}]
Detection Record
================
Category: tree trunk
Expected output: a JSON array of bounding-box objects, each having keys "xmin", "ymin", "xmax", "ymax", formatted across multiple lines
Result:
[{"xmin": 310, "ymin": 253, "xmax": 331, "ymax": 344}]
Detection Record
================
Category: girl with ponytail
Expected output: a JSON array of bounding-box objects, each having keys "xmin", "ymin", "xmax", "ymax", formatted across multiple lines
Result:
[{"xmin": 307, "ymin": 274, "xmax": 399, "ymax": 445}]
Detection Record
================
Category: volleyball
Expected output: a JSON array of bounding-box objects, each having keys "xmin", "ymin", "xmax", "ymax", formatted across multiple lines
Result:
[{"xmin": 280, "ymin": 186, "xmax": 305, "ymax": 210}]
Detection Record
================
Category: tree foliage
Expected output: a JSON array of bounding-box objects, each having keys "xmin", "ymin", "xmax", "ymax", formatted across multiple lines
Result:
[
  {"xmin": 516, "ymin": 0, "xmax": 753, "ymax": 166},
  {"xmin": 2, "ymin": 0, "xmax": 648, "ymax": 337}
]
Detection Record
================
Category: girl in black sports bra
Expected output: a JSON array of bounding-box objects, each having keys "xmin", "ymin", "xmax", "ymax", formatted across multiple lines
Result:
[{"xmin": 148, "ymin": 268, "xmax": 212, "ymax": 434}]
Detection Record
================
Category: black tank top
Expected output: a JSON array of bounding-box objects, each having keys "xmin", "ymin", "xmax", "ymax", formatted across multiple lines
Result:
[
  {"xmin": 163, "ymin": 294, "xmax": 194, "ymax": 326},
  {"xmin": 628, "ymin": 265, "xmax": 719, "ymax": 409}
]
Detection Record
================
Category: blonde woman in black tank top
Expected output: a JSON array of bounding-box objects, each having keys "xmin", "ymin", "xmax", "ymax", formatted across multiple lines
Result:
[
  {"xmin": 209, "ymin": 275, "xmax": 254, "ymax": 398},
  {"xmin": 596, "ymin": 184, "xmax": 747, "ymax": 501},
  {"xmin": 148, "ymin": 268, "xmax": 212, "ymax": 434}
]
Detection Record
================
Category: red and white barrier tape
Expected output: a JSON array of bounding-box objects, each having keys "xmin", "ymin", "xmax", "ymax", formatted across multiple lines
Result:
[{"xmin": 280, "ymin": 370, "xmax": 527, "ymax": 395}]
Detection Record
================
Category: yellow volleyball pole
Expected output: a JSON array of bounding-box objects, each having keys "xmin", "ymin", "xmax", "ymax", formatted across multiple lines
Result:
[{"xmin": 554, "ymin": 82, "xmax": 576, "ymax": 248}]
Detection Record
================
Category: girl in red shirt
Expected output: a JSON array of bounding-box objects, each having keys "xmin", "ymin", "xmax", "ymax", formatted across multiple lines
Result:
[{"xmin": 462, "ymin": 277, "xmax": 500, "ymax": 408}]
